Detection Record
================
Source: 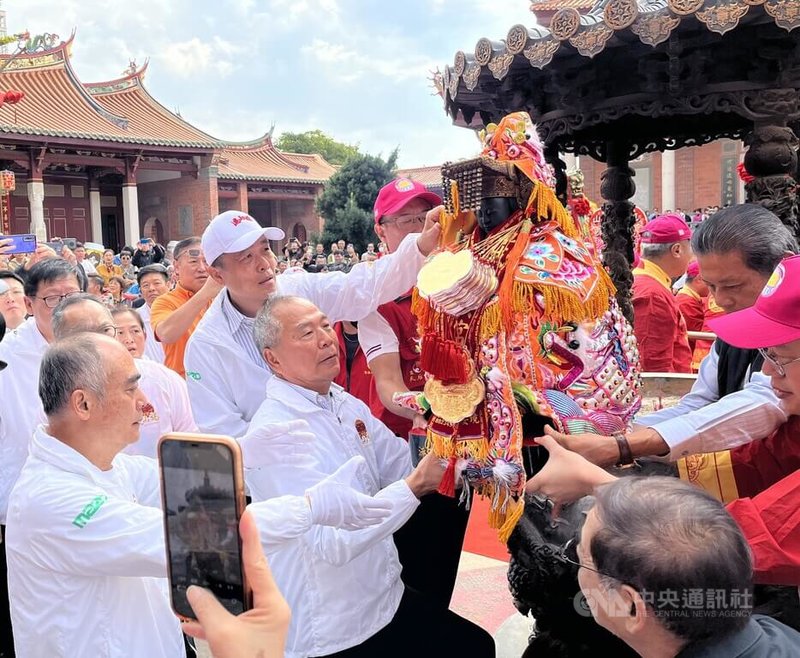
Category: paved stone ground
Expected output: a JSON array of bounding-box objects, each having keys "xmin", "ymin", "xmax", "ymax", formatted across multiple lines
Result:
[{"xmin": 194, "ymin": 550, "xmax": 530, "ymax": 657}]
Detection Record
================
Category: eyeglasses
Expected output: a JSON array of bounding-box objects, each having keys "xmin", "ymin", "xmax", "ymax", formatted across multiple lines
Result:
[
  {"xmin": 177, "ymin": 248, "xmax": 203, "ymax": 260},
  {"xmin": 379, "ymin": 212, "xmax": 427, "ymax": 227},
  {"xmin": 558, "ymin": 538, "xmax": 634, "ymax": 587},
  {"xmin": 35, "ymin": 290, "xmax": 82, "ymax": 308},
  {"xmin": 758, "ymin": 348, "xmax": 800, "ymax": 378},
  {"xmin": 99, "ymin": 323, "xmax": 118, "ymax": 337}
]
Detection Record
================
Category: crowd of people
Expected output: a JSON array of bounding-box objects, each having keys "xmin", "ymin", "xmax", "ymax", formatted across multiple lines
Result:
[{"xmin": 0, "ymin": 160, "xmax": 799, "ymax": 658}]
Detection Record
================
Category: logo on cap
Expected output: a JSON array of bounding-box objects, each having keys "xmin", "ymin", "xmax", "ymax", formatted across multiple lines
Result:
[
  {"xmin": 231, "ymin": 214, "xmax": 252, "ymax": 228},
  {"xmin": 394, "ymin": 178, "xmax": 414, "ymax": 193},
  {"xmin": 761, "ymin": 263, "xmax": 785, "ymax": 298}
]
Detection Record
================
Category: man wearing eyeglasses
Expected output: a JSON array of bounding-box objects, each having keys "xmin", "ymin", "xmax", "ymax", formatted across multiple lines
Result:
[
  {"xmin": 150, "ymin": 238, "xmax": 222, "ymax": 377},
  {"xmin": 0, "ymin": 258, "xmax": 81, "ymax": 656}
]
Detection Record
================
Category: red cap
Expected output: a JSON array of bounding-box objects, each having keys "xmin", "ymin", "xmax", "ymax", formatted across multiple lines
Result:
[
  {"xmin": 686, "ymin": 260, "xmax": 700, "ymax": 278},
  {"xmin": 639, "ymin": 214, "xmax": 692, "ymax": 244},
  {"xmin": 373, "ymin": 178, "xmax": 442, "ymax": 224},
  {"xmin": 709, "ymin": 255, "xmax": 800, "ymax": 349}
]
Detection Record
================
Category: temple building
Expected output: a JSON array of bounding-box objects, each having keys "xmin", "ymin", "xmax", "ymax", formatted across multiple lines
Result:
[{"xmin": 0, "ymin": 33, "xmax": 335, "ymax": 248}]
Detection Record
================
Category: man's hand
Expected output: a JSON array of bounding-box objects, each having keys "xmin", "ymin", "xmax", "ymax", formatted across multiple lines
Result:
[
  {"xmin": 0, "ymin": 237, "xmax": 13, "ymax": 256},
  {"xmin": 404, "ymin": 452, "xmax": 446, "ymax": 498},
  {"xmin": 415, "ymin": 206, "xmax": 443, "ymax": 256},
  {"xmin": 306, "ymin": 456, "xmax": 393, "ymax": 529},
  {"xmin": 24, "ymin": 243, "xmax": 58, "ymax": 269},
  {"xmin": 411, "ymin": 413, "xmax": 427, "ymax": 432},
  {"xmin": 525, "ymin": 432, "xmax": 616, "ymax": 516},
  {"xmin": 60, "ymin": 245, "xmax": 77, "ymax": 266},
  {"xmin": 183, "ymin": 511, "xmax": 291, "ymax": 658},
  {"xmin": 239, "ymin": 419, "xmax": 315, "ymax": 469},
  {"xmin": 198, "ymin": 274, "xmax": 224, "ymax": 300},
  {"xmin": 540, "ymin": 425, "xmax": 620, "ymax": 467}
]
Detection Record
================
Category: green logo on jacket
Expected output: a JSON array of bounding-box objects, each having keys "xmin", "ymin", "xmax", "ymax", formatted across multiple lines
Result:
[
  {"xmin": 72, "ymin": 495, "xmax": 108, "ymax": 528},
  {"xmin": 186, "ymin": 371, "xmax": 202, "ymax": 381}
]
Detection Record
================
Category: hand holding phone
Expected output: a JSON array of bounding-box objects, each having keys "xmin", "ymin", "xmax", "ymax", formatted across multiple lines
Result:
[
  {"xmin": 1, "ymin": 234, "xmax": 37, "ymax": 255},
  {"xmin": 158, "ymin": 434, "xmax": 250, "ymax": 621}
]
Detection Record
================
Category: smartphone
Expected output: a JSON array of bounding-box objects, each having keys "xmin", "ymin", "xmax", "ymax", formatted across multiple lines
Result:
[
  {"xmin": 44, "ymin": 240, "xmax": 64, "ymax": 255},
  {"xmin": 2, "ymin": 233, "xmax": 36, "ymax": 254},
  {"xmin": 62, "ymin": 237, "xmax": 77, "ymax": 251},
  {"xmin": 158, "ymin": 433, "xmax": 250, "ymax": 621}
]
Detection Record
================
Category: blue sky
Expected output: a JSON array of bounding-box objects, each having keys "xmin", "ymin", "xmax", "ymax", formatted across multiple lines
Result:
[{"xmin": 6, "ymin": 0, "xmax": 536, "ymax": 167}]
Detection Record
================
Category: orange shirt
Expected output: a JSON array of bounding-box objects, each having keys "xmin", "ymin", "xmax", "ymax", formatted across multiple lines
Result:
[
  {"xmin": 96, "ymin": 263, "xmax": 123, "ymax": 286},
  {"xmin": 150, "ymin": 284, "xmax": 212, "ymax": 378}
]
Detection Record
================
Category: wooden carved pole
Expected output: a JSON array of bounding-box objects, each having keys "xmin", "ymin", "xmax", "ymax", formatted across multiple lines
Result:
[
  {"xmin": 743, "ymin": 124, "xmax": 799, "ymax": 241},
  {"xmin": 600, "ymin": 140, "xmax": 636, "ymax": 323}
]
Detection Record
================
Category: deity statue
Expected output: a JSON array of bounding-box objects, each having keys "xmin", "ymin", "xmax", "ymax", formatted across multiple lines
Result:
[{"xmin": 395, "ymin": 113, "xmax": 641, "ymax": 540}]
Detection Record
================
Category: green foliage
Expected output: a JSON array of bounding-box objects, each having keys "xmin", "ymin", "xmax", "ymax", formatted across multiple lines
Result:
[
  {"xmin": 315, "ymin": 149, "xmax": 399, "ymax": 253},
  {"xmin": 275, "ymin": 129, "xmax": 360, "ymax": 166}
]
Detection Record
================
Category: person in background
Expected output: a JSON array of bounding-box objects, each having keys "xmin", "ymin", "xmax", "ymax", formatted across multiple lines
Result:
[
  {"xmin": 326, "ymin": 243, "xmax": 340, "ymax": 265},
  {"xmin": 131, "ymin": 237, "xmax": 165, "ymax": 269},
  {"xmin": 632, "ymin": 213, "xmax": 694, "ymax": 372},
  {"xmin": 119, "ymin": 249, "xmax": 137, "ymax": 284},
  {"xmin": 345, "ymin": 243, "xmax": 358, "ymax": 264},
  {"xmin": 0, "ymin": 270, "xmax": 27, "ymax": 332},
  {"xmin": 106, "ymin": 275, "xmax": 130, "ymax": 308},
  {"xmin": 675, "ymin": 259, "xmax": 708, "ymax": 360},
  {"xmin": 312, "ymin": 254, "xmax": 328, "ymax": 273},
  {"xmin": 333, "ymin": 320, "xmax": 372, "ymax": 406},
  {"xmin": 150, "ymin": 237, "xmax": 221, "ymax": 378},
  {"xmin": 276, "ymin": 260, "xmax": 288, "ymax": 275},
  {"xmin": 329, "ymin": 251, "xmax": 349, "ymax": 273},
  {"xmin": 135, "ymin": 263, "xmax": 170, "ymax": 363},
  {"xmin": 96, "ymin": 249, "xmax": 123, "ymax": 287},
  {"xmin": 86, "ymin": 273, "xmax": 104, "ymax": 297},
  {"xmin": 73, "ymin": 242, "xmax": 97, "ymax": 276}
]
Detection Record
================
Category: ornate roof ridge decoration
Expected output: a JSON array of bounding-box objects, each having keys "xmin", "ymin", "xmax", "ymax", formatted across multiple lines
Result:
[
  {"xmin": 442, "ymin": 0, "xmax": 799, "ymax": 110},
  {"xmin": 84, "ymin": 60, "xmax": 150, "ymax": 95},
  {"xmin": 0, "ymin": 30, "xmax": 71, "ymax": 71}
]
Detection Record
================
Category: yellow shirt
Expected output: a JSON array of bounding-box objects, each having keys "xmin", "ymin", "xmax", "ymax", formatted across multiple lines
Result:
[
  {"xmin": 632, "ymin": 259, "xmax": 672, "ymax": 291},
  {"xmin": 96, "ymin": 264, "xmax": 124, "ymax": 286}
]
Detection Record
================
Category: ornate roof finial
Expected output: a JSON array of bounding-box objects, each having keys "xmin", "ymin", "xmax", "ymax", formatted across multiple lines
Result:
[{"xmin": 123, "ymin": 58, "xmax": 137, "ymax": 77}]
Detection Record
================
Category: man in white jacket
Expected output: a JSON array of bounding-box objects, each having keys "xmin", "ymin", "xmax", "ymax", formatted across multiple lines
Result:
[
  {"xmin": 5, "ymin": 332, "xmax": 394, "ymax": 657},
  {"xmin": 185, "ymin": 209, "xmax": 441, "ymax": 437},
  {"xmin": 245, "ymin": 295, "xmax": 495, "ymax": 658}
]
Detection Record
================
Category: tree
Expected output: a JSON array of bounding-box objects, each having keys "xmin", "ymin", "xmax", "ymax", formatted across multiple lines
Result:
[
  {"xmin": 316, "ymin": 150, "xmax": 398, "ymax": 253},
  {"xmin": 275, "ymin": 129, "xmax": 360, "ymax": 166}
]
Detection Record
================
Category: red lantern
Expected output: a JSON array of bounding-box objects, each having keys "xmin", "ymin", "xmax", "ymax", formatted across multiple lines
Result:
[{"xmin": 0, "ymin": 170, "xmax": 16, "ymax": 193}]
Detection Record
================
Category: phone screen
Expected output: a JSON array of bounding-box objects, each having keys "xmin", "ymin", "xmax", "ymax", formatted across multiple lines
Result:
[{"xmin": 159, "ymin": 438, "xmax": 247, "ymax": 619}]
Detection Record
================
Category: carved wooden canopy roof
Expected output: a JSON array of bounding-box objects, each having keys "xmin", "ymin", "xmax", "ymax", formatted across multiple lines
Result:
[{"xmin": 443, "ymin": 0, "xmax": 800, "ymax": 160}]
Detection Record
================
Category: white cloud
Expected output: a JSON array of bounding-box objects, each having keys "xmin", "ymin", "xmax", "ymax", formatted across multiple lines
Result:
[{"xmin": 160, "ymin": 36, "xmax": 244, "ymax": 78}]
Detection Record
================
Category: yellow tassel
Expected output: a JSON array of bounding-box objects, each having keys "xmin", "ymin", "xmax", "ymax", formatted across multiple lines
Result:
[
  {"xmin": 479, "ymin": 301, "xmax": 501, "ymax": 341},
  {"xmin": 497, "ymin": 497, "xmax": 525, "ymax": 544}
]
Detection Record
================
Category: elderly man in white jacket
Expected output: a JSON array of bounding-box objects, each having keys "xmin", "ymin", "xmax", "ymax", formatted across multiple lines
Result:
[
  {"xmin": 185, "ymin": 209, "xmax": 441, "ymax": 437},
  {"xmin": 245, "ymin": 295, "xmax": 496, "ymax": 658},
  {"xmin": 5, "ymin": 332, "xmax": 394, "ymax": 658}
]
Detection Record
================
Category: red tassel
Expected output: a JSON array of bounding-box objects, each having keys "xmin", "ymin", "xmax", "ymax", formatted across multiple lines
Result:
[
  {"xmin": 420, "ymin": 335, "xmax": 470, "ymax": 385},
  {"xmin": 437, "ymin": 456, "xmax": 457, "ymax": 498}
]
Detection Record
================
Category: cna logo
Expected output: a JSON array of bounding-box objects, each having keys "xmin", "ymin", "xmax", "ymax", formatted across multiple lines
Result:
[
  {"xmin": 761, "ymin": 263, "xmax": 785, "ymax": 297},
  {"xmin": 231, "ymin": 214, "xmax": 253, "ymax": 228},
  {"xmin": 395, "ymin": 178, "xmax": 415, "ymax": 193}
]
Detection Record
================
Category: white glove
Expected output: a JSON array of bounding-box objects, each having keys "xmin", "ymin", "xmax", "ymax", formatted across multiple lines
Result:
[
  {"xmin": 239, "ymin": 419, "xmax": 316, "ymax": 469},
  {"xmin": 306, "ymin": 457, "xmax": 393, "ymax": 530}
]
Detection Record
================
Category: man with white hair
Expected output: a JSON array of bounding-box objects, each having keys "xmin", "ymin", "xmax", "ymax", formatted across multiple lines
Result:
[{"xmin": 185, "ymin": 209, "xmax": 441, "ymax": 437}]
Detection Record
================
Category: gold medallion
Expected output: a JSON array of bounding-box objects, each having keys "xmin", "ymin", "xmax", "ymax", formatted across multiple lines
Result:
[{"xmin": 424, "ymin": 375, "xmax": 486, "ymax": 424}]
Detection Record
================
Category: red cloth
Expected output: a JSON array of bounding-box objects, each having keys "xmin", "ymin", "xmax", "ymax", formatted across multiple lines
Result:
[
  {"xmin": 368, "ymin": 295, "xmax": 426, "ymax": 438},
  {"xmin": 675, "ymin": 290, "xmax": 705, "ymax": 333},
  {"xmin": 333, "ymin": 323, "xmax": 373, "ymax": 407},
  {"xmin": 692, "ymin": 295, "xmax": 725, "ymax": 368},
  {"xmin": 727, "ymin": 459, "xmax": 800, "ymax": 584},
  {"xmin": 632, "ymin": 272, "xmax": 692, "ymax": 373}
]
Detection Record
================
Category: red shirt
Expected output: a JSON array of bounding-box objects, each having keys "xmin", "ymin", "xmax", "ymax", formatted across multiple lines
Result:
[
  {"xmin": 368, "ymin": 295, "xmax": 426, "ymax": 438},
  {"xmin": 333, "ymin": 323, "xmax": 373, "ymax": 407},
  {"xmin": 632, "ymin": 261, "xmax": 692, "ymax": 373}
]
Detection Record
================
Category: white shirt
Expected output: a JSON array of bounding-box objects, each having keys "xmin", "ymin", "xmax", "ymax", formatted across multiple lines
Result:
[
  {"xmin": 124, "ymin": 358, "xmax": 197, "ymax": 458},
  {"xmin": 136, "ymin": 304, "xmax": 166, "ymax": 364},
  {"xmin": 0, "ymin": 317, "xmax": 48, "ymax": 523},
  {"xmin": 358, "ymin": 310, "xmax": 399, "ymax": 363},
  {"xmin": 637, "ymin": 343, "xmax": 787, "ymax": 459},
  {"xmin": 5, "ymin": 426, "xmax": 184, "ymax": 658},
  {"xmin": 246, "ymin": 377, "xmax": 419, "ymax": 658},
  {"xmin": 79, "ymin": 259, "xmax": 97, "ymax": 275},
  {"xmin": 184, "ymin": 232, "xmax": 427, "ymax": 437}
]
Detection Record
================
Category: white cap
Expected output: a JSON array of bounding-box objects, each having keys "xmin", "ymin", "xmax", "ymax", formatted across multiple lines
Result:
[{"xmin": 202, "ymin": 210, "xmax": 285, "ymax": 265}]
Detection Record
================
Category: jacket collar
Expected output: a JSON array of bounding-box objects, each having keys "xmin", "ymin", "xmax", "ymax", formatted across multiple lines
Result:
[
  {"xmin": 677, "ymin": 285, "xmax": 701, "ymax": 301},
  {"xmin": 634, "ymin": 259, "xmax": 672, "ymax": 291},
  {"xmin": 30, "ymin": 425, "xmax": 122, "ymax": 486},
  {"xmin": 12, "ymin": 316, "xmax": 49, "ymax": 352},
  {"xmin": 265, "ymin": 376, "xmax": 346, "ymax": 415},
  {"xmin": 676, "ymin": 616, "xmax": 764, "ymax": 657}
]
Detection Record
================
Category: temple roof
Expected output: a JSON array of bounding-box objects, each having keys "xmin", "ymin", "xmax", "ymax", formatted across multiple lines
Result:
[
  {"xmin": 530, "ymin": 0, "xmax": 595, "ymax": 12},
  {"xmin": 0, "ymin": 33, "xmax": 336, "ymax": 184},
  {"xmin": 84, "ymin": 61, "xmax": 222, "ymax": 148},
  {"xmin": 0, "ymin": 34, "xmax": 220, "ymax": 148},
  {"xmin": 218, "ymin": 136, "xmax": 336, "ymax": 184},
  {"xmin": 395, "ymin": 165, "xmax": 443, "ymax": 190}
]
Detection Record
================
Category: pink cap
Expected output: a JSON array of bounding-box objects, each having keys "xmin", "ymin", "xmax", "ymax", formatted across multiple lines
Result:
[
  {"xmin": 639, "ymin": 214, "xmax": 692, "ymax": 244},
  {"xmin": 373, "ymin": 178, "xmax": 442, "ymax": 224},
  {"xmin": 202, "ymin": 210, "xmax": 285, "ymax": 265},
  {"xmin": 709, "ymin": 255, "xmax": 800, "ymax": 349},
  {"xmin": 686, "ymin": 260, "xmax": 700, "ymax": 278}
]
